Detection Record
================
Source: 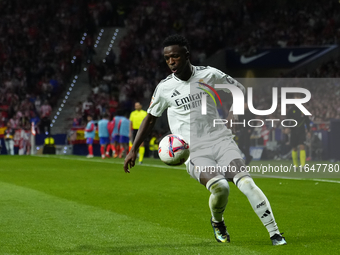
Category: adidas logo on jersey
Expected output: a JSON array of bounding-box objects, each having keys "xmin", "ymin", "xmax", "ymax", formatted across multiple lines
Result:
[{"xmin": 171, "ymin": 90, "xmax": 181, "ymax": 97}]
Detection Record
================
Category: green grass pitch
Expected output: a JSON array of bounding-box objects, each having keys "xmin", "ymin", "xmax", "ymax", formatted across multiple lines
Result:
[{"xmin": 0, "ymin": 155, "xmax": 339, "ymax": 254}]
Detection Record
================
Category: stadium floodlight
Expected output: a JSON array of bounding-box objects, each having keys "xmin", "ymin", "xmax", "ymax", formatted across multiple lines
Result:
[
  {"xmin": 50, "ymin": 124, "xmax": 53, "ymax": 127},
  {"xmin": 111, "ymin": 40, "xmax": 114, "ymax": 43},
  {"xmin": 83, "ymin": 67, "xmax": 87, "ymax": 71},
  {"xmin": 82, "ymin": 37, "xmax": 85, "ymax": 40},
  {"xmin": 108, "ymin": 48, "xmax": 111, "ymax": 51},
  {"xmin": 97, "ymin": 36, "xmax": 101, "ymax": 40},
  {"xmin": 69, "ymin": 87, "xmax": 72, "ymax": 91},
  {"xmin": 45, "ymin": 132, "xmax": 49, "ymax": 135},
  {"xmin": 96, "ymin": 40, "xmax": 99, "ymax": 44},
  {"xmin": 61, "ymin": 104, "xmax": 64, "ymax": 107},
  {"xmin": 75, "ymin": 75, "xmax": 78, "ymax": 79},
  {"xmin": 115, "ymin": 29, "xmax": 119, "ymax": 32},
  {"xmin": 106, "ymin": 52, "xmax": 109, "ymax": 55},
  {"xmin": 103, "ymin": 59, "xmax": 106, "ymax": 63},
  {"xmin": 73, "ymin": 56, "xmax": 76, "ymax": 60},
  {"xmin": 65, "ymin": 96, "xmax": 68, "ymax": 99},
  {"xmin": 63, "ymin": 150, "xmax": 67, "ymax": 154},
  {"xmin": 58, "ymin": 108, "xmax": 62, "ymax": 111},
  {"xmin": 73, "ymin": 79, "xmax": 76, "ymax": 83},
  {"xmin": 57, "ymin": 112, "xmax": 60, "ymax": 115},
  {"xmin": 63, "ymin": 100, "xmax": 66, "ymax": 103},
  {"xmin": 71, "ymin": 60, "xmax": 75, "ymax": 64},
  {"xmin": 114, "ymin": 32, "xmax": 117, "ymax": 36},
  {"xmin": 113, "ymin": 36, "xmax": 116, "ymax": 40},
  {"xmin": 71, "ymin": 84, "xmax": 74, "ymax": 87},
  {"xmin": 54, "ymin": 116, "xmax": 57, "ymax": 119},
  {"xmin": 84, "ymin": 33, "xmax": 87, "ymax": 36},
  {"xmin": 52, "ymin": 119, "xmax": 55, "ymax": 123},
  {"xmin": 80, "ymin": 41, "xmax": 83, "ymax": 44},
  {"xmin": 94, "ymin": 44, "xmax": 97, "ymax": 48},
  {"xmin": 109, "ymin": 44, "xmax": 112, "ymax": 47},
  {"xmin": 99, "ymin": 33, "xmax": 102, "ymax": 36},
  {"xmin": 101, "ymin": 29, "xmax": 104, "ymax": 32}
]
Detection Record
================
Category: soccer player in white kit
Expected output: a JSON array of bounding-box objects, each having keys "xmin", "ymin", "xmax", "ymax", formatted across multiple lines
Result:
[{"xmin": 123, "ymin": 35, "xmax": 287, "ymax": 246}]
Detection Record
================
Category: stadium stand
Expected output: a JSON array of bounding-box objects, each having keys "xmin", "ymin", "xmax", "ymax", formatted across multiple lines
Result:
[
  {"xmin": 1, "ymin": 0, "xmax": 339, "ymax": 158},
  {"xmin": 77, "ymin": 0, "xmax": 340, "ymax": 124}
]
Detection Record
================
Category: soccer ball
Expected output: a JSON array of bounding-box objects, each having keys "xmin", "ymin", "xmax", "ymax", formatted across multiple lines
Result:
[{"xmin": 158, "ymin": 134, "xmax": 190, "ymax": 166}]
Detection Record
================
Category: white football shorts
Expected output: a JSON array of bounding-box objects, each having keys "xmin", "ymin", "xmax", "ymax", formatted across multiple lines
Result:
[{"xmin": 185, "ymin": 137, "xmax": 243, "ymax": 182}]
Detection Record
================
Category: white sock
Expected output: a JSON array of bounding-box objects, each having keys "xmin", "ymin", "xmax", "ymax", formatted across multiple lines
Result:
[
  {"xmin": 206, "ymin": 176, "xmax": 230, "ymax": 222},
  {"xmin": 234, "ymin": 173, "xmax": 280, "ymax": 237}
]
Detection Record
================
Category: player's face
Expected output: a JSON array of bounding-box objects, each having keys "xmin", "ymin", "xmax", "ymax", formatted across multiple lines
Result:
[
  {"xmin": 135, "ymin": 103, "xmax": 142, "ymax": 110},
  {"xmin": 163, "ymin": 45, "xmax": 189, "ymax": 77}
]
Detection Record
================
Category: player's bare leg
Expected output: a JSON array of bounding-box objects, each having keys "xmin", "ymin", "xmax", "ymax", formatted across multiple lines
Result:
[
  {"xmin": 229, "ymin": 159, "xmax": 287, "ymax": 245},
  {"xmin": 100, "ymin": 144, "xmax": 105, "ymax": 159},
  {"xmin": 114, "ymin": 141, "xmax": 119, "ymax": 158},
  {"xmin": 105, "ymin": 143, "xmax": 111, "ymax": 158}
]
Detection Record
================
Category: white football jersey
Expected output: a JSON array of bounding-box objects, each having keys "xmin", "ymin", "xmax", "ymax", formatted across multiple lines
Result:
[{"xmin": 147, "ymin": 66, "xmax": 245, "ymax": 152}]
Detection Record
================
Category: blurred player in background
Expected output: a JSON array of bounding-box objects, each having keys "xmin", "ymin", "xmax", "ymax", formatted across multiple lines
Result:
[
  {"xmin": 85, "ymin": 115, "xmax": 95, "ymax": 158},
  {"xmin": 4, "ymin": 121, "xmax": 15, "ymax": 155},
  {"xmin": 129, "ymin": 102, "xmax": 147, "ymax": 164},
  {"xmin": 287, "ymin": 94, "xmax": 311, "ymax": 167},
  {"xmin": 98, "ymin": 113, "xmax": 110, "ymax": 159},
  {"xmin": 109, "ymin": 112, "xmax": 123, "ymax": 158},
  {"xmin": 124, "ymin": 35, "xmax": 286, "ymax": 245},
  {"xmin": 117, "ymin": 112, "xmax": 130, "ymax": 158}
]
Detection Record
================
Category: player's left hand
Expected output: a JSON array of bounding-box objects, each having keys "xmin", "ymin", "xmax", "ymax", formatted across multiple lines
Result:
[{"xmin": 123, "ymin": 149, "xmax": 137, "ymax": 173}]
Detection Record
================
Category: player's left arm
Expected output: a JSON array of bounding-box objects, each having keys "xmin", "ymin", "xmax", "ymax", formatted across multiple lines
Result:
[{"xmin": 124, "ymin": 113, "xmax": 158, "ymax": 173}]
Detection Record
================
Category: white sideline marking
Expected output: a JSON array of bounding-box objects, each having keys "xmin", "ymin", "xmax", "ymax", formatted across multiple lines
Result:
[
  {"xmin": 33, "ymin": 154, "xmax": 185, "ymax": 170},
  {"xmin": 33, "ymin": 155, "xmax": 340, "ymax": 184}
]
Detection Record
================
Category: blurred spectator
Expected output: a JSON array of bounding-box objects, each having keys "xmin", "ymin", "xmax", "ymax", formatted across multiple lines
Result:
[
  {"xmin": 82, "ymin": 97, "xmax": 94, "ymax": 119},
  {"xmin": 39, "ymin": 100, "xmax": 52, "ymax": 134},
  {"xmin": 30, "ymin": 111, "xmax": 40, "ymax": 134}
]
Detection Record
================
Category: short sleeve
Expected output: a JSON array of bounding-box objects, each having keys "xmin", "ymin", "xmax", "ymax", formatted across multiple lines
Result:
[
  {"xmin": 147, "ymin": 83, "xmax": 168, "ymax": 117},
  {"xmin": 211, "ymin": 67, "xmax": 246, "ymax": 94}
]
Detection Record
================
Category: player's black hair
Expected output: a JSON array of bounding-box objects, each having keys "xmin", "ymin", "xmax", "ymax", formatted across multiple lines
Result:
[{"xmin": 162, "ymin": 34, "xmax": 190, "ymax": 52}]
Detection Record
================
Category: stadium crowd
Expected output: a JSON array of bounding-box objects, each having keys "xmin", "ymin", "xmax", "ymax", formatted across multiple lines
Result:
[
  {"xmin": 1, "ymin": 0, "xmax": 339, "ymax": 159},
  {"xmin": 79, "ymin": 0, "xmax": 340, "ymax": 126},
  {"xmin": 0, "ymin": 0, "xmax": 123, "ymax": 133}
]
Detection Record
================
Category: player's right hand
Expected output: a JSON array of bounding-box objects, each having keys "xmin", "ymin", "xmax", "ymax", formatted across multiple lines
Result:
[{"xmin": 123, "ymin": 150, "xmax": 137, "ymax": 173}]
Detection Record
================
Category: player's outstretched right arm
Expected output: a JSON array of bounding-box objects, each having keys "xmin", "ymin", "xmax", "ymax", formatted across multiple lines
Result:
[{"xmin": 124, "ymin": 113, "xmax": 158, "ymax": 173}]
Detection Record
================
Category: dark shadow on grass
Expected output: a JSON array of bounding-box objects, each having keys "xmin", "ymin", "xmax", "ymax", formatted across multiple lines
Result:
[{"xmin": 56, "ymin": 241, "xmax": 217, "ymax": 254}]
